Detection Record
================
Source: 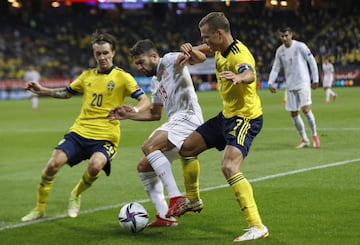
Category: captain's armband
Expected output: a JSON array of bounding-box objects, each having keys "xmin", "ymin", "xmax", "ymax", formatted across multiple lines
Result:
[{"xmin": 238, "ymin": 63, "xmax": 253, "ymax": 74}]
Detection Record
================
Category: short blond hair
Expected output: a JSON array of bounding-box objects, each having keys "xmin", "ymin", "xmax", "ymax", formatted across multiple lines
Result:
[{"xmin": 199, "ymin": 12, "xmax": 230, "ymax": 33}]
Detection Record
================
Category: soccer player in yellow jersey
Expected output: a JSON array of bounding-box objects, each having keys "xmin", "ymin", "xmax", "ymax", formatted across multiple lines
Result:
[
  {"xmin": 21, "ymin": 31, "xmax": 150, "ymax": 222},
  {"xmin": 178, "ymin": 12, "xmax": 268, "ymax": 242}
]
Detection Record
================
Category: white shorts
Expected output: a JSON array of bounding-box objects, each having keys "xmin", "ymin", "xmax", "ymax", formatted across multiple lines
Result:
[
  {"xmin": 150, "ymin": 111, "xmax": 203, "ymax": 151},
  {"xmin": 285, "ymin": 87, "xmax": 312, "ymax": 111},
  {"xmin": 322, "ymin": 78, "xmax": 333, "ymax": 87}
]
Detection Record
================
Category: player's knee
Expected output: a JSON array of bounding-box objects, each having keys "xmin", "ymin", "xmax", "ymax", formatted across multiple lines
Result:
[
  {"xmin": 221, "ymin": 162, "xmax": 240, "ymax": 179},
  {"xmin": 45, "ymin": 158, "xmax": 65, "ymax": 175},
  {"xmin": 179, "ymin": 144, "xmax": 198, "ymax": 157},
  {"xmin": 137, "ymin": 159, "xmax": 153, "ymax": 173},
  {"xmin": 87, "ymin": 161, "xmax": 104, "ymax": 176},
  {"xmin": 137, "ymin": 161, "xmax": 145, "ymax": 172},
  {"xmin": 88, "ymin": 166, "xmax": 101, "ymax": 177},
  {"xmin": 141, "ymin": 141, "xmax": 154, "ymax": 155}
]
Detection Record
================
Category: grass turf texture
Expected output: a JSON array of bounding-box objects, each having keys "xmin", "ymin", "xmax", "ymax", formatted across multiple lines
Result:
[{"xmin": 0, "ymin": 87, "xmax": 359, "ymax": 245}]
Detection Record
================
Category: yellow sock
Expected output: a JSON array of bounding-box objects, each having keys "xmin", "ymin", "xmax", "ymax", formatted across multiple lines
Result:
[
  {"xmin": 180, "ymin": 156, "xmax": 200, "ymax": 202},
  {"xmin": 71, "ymin": 171, "xmax": 100, "ymax": 197},
  {"xmin": 227, "ymin": 172, "xmax": 262, "ymax": 228},
  {"xmin": 36, "ymin": 172, "xmax": 55, "ymax": 212}
]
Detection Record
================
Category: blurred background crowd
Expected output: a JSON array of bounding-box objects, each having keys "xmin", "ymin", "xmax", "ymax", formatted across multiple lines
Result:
[{"xmin": 0, "ymin": 0, "xmax": 359, "ymax": 82}]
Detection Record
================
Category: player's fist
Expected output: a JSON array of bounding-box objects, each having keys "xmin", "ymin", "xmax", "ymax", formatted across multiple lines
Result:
[{"xmin": 108, "ymin": 106, "xmax": 128, "ymax": 120}]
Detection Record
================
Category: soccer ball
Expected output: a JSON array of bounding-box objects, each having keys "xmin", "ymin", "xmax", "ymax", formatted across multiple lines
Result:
[{"xmin": 118, "ymin": 202, "xmax": 149, "ymax": 233}]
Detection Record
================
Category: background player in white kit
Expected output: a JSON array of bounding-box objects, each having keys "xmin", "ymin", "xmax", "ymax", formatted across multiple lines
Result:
[
  {"xmin": 268, "ymin": 26, "xmax": 320, "ymax": 149},
  {"xmin": 109, "ymin": 39, "xmax": 206, "ymax": 227},
  {"xmin": 322, "ymin": 55, "xmax": 337, "ymax": 103},
  {"xmin": 23, "ymin": 64, "xmax": 41, "ymax": 110}
]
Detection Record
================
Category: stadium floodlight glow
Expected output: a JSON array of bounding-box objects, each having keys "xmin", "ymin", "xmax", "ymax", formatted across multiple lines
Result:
[
  {"xmin": 280, "ymin": 0, "xmax": 287, "ymax": 6},
  {"xmin": 270, "ymin": 0, "xmax": 278, "ymax": 6},
  {"xmin": 11, "ymin": 1, "xmax": 21, "ymax": 8},
  {"xmin": 51, "ymin": 1, "xmax": 61, "ymax": 7}
]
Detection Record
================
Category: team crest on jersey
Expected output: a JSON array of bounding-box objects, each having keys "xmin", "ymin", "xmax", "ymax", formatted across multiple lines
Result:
[{"xmin": 107, "ymin": 80, "xmax": 115, "ymax": 92}]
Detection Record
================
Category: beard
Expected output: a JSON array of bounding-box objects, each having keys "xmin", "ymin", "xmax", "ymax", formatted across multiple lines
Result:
[{"xmin": 144, "ymin": 60, "xmax": 157, "ymax": 77}]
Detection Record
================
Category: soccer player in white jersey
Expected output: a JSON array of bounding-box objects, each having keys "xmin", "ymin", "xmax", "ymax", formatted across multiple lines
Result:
[
  {"xmin": 268, "ymin": 26, "xmax": 321, "ymax": 149},
  {"xmin": 23, "ymin": 64, "xmax": 41, "ymax": 110},
  {"xmin": 109, "ymin": 39, "xmax": 206, "ymax": 227},
  {"xmin": 322, "ymin": 55, "xmax": 337, "ymax": 103}
]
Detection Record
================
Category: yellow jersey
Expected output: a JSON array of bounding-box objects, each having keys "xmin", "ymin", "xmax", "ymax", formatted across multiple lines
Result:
[
  {"xmin": 67, "ymin": 66, "xmax": 142, "ymax": 148},
  {"xmin": 215, "ymin": 40, "xmax": 262, "ymax": 119}
]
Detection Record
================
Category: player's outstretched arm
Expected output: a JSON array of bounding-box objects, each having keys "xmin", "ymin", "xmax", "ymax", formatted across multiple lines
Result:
[
  {"xmin": 25, "ymin": 81, "xmax": 72, "ymax": 99},
  {"xmin": 108, "ymin": 103, "xmax": 163, "ymax": 122}
]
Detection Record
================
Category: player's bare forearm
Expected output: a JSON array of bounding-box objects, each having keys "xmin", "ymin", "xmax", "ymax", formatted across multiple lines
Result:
[
  {"xmin": 127, "ymin": 103, "xmax": 162, "ymax": 121},
  {"xmin": 219, "ymin": 70, "xmax": 254, "ymax": 85},
  {"xmin": 108, "ymin": 107, "xmax": 161, "ymax": 121},
  {"xmin": 134, "ymin": 94, "xmax": 151, "ymax": 112},
  {"xmin": 48, "ymin": 88, "xmax": 72, "ymax": 98},
  {"xmin": 193, "ymin": 43, "xmax": 213, "ymax": 55},
  {"xmin": 187, "ymin": 48, "xmax": 206, "ymax": 65},
  {"xmin": 26, "ymin": 82, "xmax": 71, "ymax": 98},
  {"xmin": 180, "ymin": 43, "xmax": 211, "ymax": 65}
]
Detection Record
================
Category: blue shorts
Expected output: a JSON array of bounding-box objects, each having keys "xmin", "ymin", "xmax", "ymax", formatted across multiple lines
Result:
[
  {"xmin": 55, "ymin": 132, "xmax": 117, "ymax": 176},
  {"xmin": 196, "ymin": 112, "xmax": 263, "ymax": 158}
]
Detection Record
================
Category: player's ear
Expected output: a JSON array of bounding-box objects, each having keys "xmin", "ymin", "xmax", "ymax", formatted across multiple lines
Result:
[
  {"xmin": 216, "ymin": 29, "xmax": 224, "ymax": 38},
  {"xmin": 150, "ymin": 51, "xmax": 159, "ymax": 59}
]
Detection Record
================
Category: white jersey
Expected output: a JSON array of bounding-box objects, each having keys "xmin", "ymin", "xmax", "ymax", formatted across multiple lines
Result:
[
  {"xmin": 268, "ymin": 40, "xmax": 319, "ymax": 90},
  {"xmin": 24, "ymin": 70, "xmax": 40, "ymax": 83},
  {"xmin": 322, "ymin": 61, "xmax": 334, "ymax": 86},
  {"xmin": 150, "ymin": 52, "xmax": 203, "ymax": 121}
]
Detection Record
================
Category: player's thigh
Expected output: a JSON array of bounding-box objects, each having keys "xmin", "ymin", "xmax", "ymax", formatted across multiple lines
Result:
[
  {"xmin": 142, "ymin": 130, "xmax": 173, "ymax": 154},
  {"xmin": 323, "ymin": 78, "xmax": 332, "ymax": 88},
  {"xmin": 285, "ymin": 90, "xmax": 299, "ymax": 111},
  {"xmin": 180, "ymin": 131, "xmax": 207, "ymax": 157},
  {"xmin": 88, "ymin": 151, "xmax": 108, "ymax": 174},
  {"xmin": 298, "ymin": 87, "xmax": 312, "ymax": 108}
]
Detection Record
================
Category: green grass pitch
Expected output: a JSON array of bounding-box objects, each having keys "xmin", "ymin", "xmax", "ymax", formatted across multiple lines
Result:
[{"xmin": 0, "ymin": 87, "xmax": 359, "ymax": 245}]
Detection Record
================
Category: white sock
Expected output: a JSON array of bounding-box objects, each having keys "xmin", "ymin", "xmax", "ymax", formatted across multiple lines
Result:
[
  {"xmin": 325, "ymin": 88, "xmax": 330, "ymax": 101},
  {"xmin": 304, "ymin": 110, "xmax": 317, "ymax": 136},
  {"xmin": 146, "ymin": 150, "xmax": 182, "ymax": 198},
  {"xmin": 139, "ymin": 171, "xmax": 168, "ymax": 218},
  {"xmin": 292, "ymin": 115, "xmax": 309, "ymax": 141},
  {"xmin": 31, "ymin": 96, "xmax": 38, "ymax": 109}
]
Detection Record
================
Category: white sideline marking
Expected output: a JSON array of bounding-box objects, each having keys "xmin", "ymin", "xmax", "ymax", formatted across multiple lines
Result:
[{"xmin": 1, "ymin": 158, "xmax": 359, "ymax": 231}]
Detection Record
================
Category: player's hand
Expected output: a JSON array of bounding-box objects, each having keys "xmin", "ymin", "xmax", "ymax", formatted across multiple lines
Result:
[
  {"xmin": 180, "ymin": 43, "xmax": 193, "ymax": 56},
  {"xmin": 268, "ymin": 83, "xmax": 277, "ymax": 93},
  {"xmin": 108, "ymin": 106, "xmax": 129, "ymax": 121},
  {"xmin": 219, "ymin": 71, "xmax": 242, "ymax": 85},
  {"xmin": 25, "ymin": 82, "xmax": 41, "ymax": 93},
  {"xmin": 311, "ymin": 82, "xmax": 319, "ymax": 89},
  {"xmin": 177, "ymin": 52, "xmax": 190, "ymax": 67}
]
